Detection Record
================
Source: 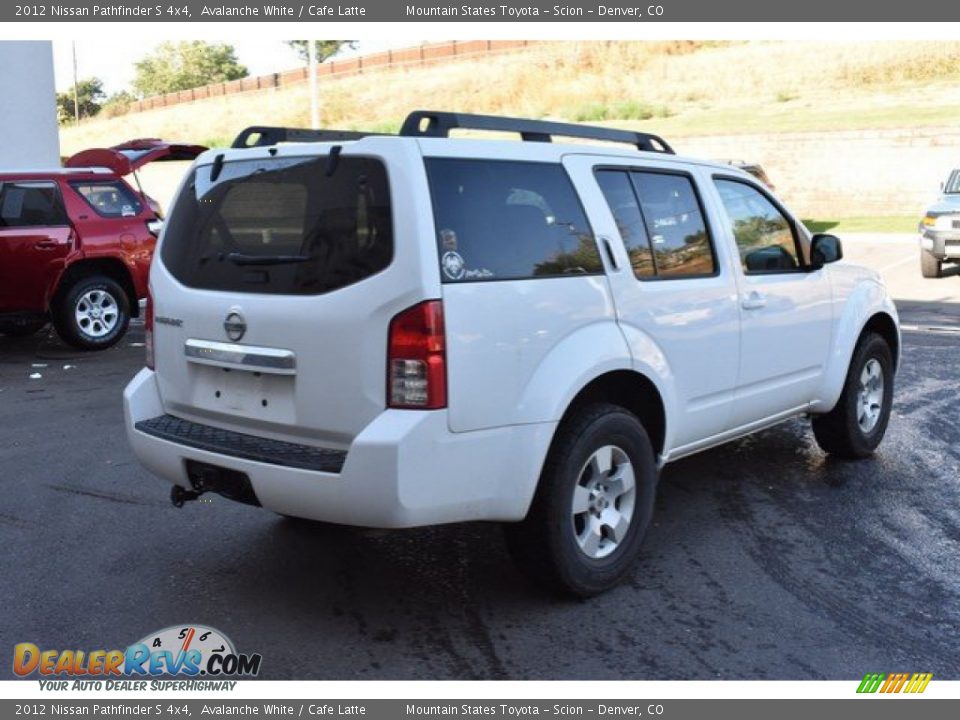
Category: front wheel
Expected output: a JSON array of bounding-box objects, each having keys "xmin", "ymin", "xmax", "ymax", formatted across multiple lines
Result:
[
  {"xmin": 921, "ymin": 250, "xmax": 942, "ymax": 279},
  {"xmin": 53, "ymin": 275, "xmax": 130, "ymax": 350},
  {"xmin": 504, "ymin": 403, "xmax": 658, "ymax": 597},
  {"xmin": 811, "ymin": 332, "xmax": 894, "ymax": 459}
]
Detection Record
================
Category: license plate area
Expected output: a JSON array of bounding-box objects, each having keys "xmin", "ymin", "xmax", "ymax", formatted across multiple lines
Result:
[
  {"xmin": 185, "ymin": 460, "xmax": 260, "ymax": 506},
  {"xmin": 189, "ymin": 364, "xmax": 296, "ymax": 423}
]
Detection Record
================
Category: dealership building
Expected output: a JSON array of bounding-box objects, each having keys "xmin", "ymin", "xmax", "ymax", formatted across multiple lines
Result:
[{"xmin": 0, "ymin": 41, "xmax": 60, "ymax": 168}]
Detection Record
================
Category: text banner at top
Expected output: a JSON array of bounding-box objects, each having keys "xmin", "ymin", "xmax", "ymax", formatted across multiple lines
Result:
[{"xmin": 4, "ymin": 0, "xmax": 960, "ymax": 22}]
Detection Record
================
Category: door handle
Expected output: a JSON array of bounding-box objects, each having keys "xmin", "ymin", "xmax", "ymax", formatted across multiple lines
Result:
[
  {"xmin": 35, "ymin": 240, "xmax": 62, "ymax": 249},
  {"xmin": 741, "ymin": 291, "xmax": 767, "ymax": 310},
  {"xmin": 599, "ymin": 235, "xmax": 619, "ymax": 271}
]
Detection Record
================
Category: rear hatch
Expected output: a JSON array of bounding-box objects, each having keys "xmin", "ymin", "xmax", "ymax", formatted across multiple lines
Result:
[
  {"xmin": 66, "ymin": 140, "xmax": 208, "ymax": 176},
  {"xmin": 149, "ymin": 138, "xmax": 438, "ymax": 449}
]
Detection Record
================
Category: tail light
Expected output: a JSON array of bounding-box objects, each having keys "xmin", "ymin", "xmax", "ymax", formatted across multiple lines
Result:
[
  {"xmin": 144, "ymin": 287, "xmax": 155, "ymax": 370},
  {"xmin": 387, "ymin": 300, "xmax": 446, "ymax": 409}
]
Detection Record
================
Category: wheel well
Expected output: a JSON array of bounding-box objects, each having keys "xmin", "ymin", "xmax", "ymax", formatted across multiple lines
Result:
[
  {"xmin": 53, "ymin": 259, "xmax": 139, "ymax": 318},
  {"xmin": 561, "ymin": 370, "xmax": 666, "ymax": 459},
  {"xmin": 862, "ymin": 312, "xmax": 899, "ymax": 370}
]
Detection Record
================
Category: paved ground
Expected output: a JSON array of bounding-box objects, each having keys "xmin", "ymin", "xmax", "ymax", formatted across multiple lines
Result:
[{"xmin": 1, "ymin": 235, "xmax": 958, "ymax": 680}]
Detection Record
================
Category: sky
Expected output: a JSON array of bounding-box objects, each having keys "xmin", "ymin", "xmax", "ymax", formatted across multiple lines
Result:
[{"xmin": 52, "ymin": 39, "xmax": 404, "ymax": 95}]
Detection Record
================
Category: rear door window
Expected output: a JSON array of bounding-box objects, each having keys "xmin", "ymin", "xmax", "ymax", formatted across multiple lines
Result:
[
  {"xmin": 70, "ymin": 181, "xmax": 143, "ymax": 218},
  {"xmin": 425, "ymin": 159, "xmax": 602, "ymax": 282},
  {"xmin": 0, "ymin": 181, "xmax": 68, "ymax": 228},
  {"xmin": 595, "ymin": 169, "xmax": 715, "ymax": 279},
  {"xmin": 160, "ymin": 155, "xmax": 393, "ymax": 295}
]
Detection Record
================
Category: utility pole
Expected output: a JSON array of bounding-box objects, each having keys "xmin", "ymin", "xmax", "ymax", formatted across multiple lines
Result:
[
  {"xmin": 72, "ymin": 41, "xmax": 79, "ymax": 127},
  {"xmin": 308, "ymin": 40, "xmax": 319, "ymax": 129}
]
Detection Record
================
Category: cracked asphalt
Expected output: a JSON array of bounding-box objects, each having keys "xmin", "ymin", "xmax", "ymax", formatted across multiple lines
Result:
[{"xmin": 1, "ymin": 235, "xmax": 957, "ymax": 680}]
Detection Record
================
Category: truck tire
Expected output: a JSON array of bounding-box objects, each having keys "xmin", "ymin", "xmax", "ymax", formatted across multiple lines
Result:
[
  {"xmin": 921, "ymin": 250, "xmax": 942, "ymax": 279},
  {"xmin": 811, "ymin": 332, "xmax": 893, "ymax": 459},
  {"xmin": 53, "ymin": 275, "xmax": 130, "ymax": 351},
  {"xmin": 504, "ymin": 402, "xmax": 658, "ymax": 597}
]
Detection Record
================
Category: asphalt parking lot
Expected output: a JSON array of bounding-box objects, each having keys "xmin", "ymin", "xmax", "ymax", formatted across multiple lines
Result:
[{"xmin": 1, "ymin": 235, "xmax": 958, "ymax": 680}]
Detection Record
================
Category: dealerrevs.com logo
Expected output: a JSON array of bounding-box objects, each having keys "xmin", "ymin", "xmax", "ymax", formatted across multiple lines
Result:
[
  {"xmin": 13, "ymin": 625, "xmax": 262, "ymax": 689},
  {"xmin": 857, "ymin": 672, "xmax": 933, "ymax": 694}
]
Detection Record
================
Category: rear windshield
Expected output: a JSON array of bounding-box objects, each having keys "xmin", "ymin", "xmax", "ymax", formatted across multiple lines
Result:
[{"xmin": 160, "ymin": 155, "xmax": 392, "ymax": 295}]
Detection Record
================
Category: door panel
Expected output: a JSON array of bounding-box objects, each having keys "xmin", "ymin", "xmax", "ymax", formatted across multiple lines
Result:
[
  {"xmin": 565, "ymin": 157, "xmax": 741, "ymax": 449},
  {"xmin": 709, "ymin": 176, "xmax": 833, "ymax": 426},
  {"xmin": 0, "ymin": 181, "xmax": 73, "ymax": 313}
]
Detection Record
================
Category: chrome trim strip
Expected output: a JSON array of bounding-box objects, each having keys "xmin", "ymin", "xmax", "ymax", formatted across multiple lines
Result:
[{"xmin": 184, "ymin": 339, "xmax": 296, "ymax": 374}]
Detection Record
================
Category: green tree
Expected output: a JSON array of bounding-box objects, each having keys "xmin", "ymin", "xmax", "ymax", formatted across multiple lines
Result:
[
  {"xmin": 133, "ymin": 41, "xmax": 247, "ymax": 97},
  {"xmin": 101, "ymin": 90, "xmax": 137, "ymax": 119},
  {"xmin": 56, "ymin": 77, "xmax": 105, "ymax": 124},
  {"xmin": 286, "ymin": 41, "xmax": 357, "ymax": 64}
]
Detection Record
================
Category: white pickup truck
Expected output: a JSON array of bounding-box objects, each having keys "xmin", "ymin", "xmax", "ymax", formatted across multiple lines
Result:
[{"xmin": 124, "ymin": 111, "xmax": 900, "ymax": 596}]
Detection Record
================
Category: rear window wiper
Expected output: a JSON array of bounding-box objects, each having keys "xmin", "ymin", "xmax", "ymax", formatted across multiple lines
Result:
[{"xmin": 226, "ymin": 252, "xmax": 311, "ymax": 266}]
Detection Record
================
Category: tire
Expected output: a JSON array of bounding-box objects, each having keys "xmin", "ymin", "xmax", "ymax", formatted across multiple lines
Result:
[
  {"xmin": 921, "ymin": 250, "xmax": 942, "ymax": 279},
  {"xmin": 811, "ymin": 332, "xmax": 894, "ymax": 459},
  {"xmin": 504, "ymin": 402, "xmax": 658, "ymax": 598},
  {"xmin": 0, "ymin": 320, "xmax": 47, "ymax": 337},
  {"xmin": 53, "ymin": 275, "xmax": 130, "ymax": 350}
]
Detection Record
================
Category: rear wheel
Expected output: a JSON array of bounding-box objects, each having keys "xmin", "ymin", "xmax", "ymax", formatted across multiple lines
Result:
[
  {"xmin": 53, "ymin": 275, "xmax": 130, "ymax": 350},
  {"xmin": 504, "ymin": 403, "xmax": 658, "ymax": 597},
  {"xmin": 0, "ymin": 320, "xmax": 47, "ymax": 337},
  {"xmin": 811, "ymin": 332, "xmax": 893, "ymax": 459},
  {"xmin": 921, "ymin": 250, "xmax": 942, "ymax": 278}
]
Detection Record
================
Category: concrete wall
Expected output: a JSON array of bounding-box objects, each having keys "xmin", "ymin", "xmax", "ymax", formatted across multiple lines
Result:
[
  {"xmin": 0, "ymin": 41, "xmax": 60, "ymax": 169},
  {"xmin": 677, "ymin": 126, "xmax": 960, "ymax": 218}
]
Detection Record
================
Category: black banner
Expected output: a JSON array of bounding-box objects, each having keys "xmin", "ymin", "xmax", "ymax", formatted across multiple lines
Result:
[{"xmin": 3, "ymin": 0, "xmax": 958, "ymax": 22}]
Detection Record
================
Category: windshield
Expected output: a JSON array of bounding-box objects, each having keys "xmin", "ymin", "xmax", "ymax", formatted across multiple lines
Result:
[
  {"xmin": 945, "ymin": 170, "xmax": 960, "ymax": 194},
  {"xmin": 160, "ymin": 154, "xmax": 393, "ymax": 295}
]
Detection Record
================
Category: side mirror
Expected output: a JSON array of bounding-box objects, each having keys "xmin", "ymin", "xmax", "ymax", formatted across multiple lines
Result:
[{"xmin": 810, "ymin": 233, "xmax": 843, "ymax": 268}]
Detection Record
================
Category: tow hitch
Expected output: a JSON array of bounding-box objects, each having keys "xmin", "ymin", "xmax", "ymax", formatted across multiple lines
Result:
[
  {"xmin": 168, "ymin": 459, "xmax": 262, "ymax": 508},
  {"xmin": 170, "ymin": 485, "xmax": 200, "ymax": 508}
]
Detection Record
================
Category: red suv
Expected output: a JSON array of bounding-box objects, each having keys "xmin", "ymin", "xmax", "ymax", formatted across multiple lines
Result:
[{"xmin": 0, "ymin": 139, "xmax": 205, "ymax": 349}]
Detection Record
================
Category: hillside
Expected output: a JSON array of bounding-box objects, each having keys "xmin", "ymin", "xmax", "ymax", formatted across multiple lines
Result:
[
  {"xmin": 60, "ymin": 41, "xmax": 960, "ymax": 152},
  {"xmin": 58, "ymin": 41, "xmax": 960, "ymax": 220}
]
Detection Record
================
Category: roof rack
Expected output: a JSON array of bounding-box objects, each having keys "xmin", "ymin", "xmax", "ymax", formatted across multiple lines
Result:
[
  {"xmin": 400, "ymin": 110, "xmax": 675, "ymax": 154},
  {"xmin": 231, "ymin": 111, "xmax": 674, "ymax": 154},
  {"xmin": 231, "ymin": 126, "xmax": 384, "ymax": 149}
]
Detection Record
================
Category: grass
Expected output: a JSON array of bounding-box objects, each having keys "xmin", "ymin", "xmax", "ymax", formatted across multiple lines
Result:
[
  {"xmin": 802, "ymin": 216, "xmax": 919, "ymax": 233},
  {"xmin": 572, "ymin": 101, "xmax": 672, "ymax": 123}
]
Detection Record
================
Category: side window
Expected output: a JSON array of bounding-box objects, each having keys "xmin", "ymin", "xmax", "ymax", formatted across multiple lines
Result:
[
  {"xmin": 70, "ymin": 181, "xmax": 143, "ymax": 218},
  {"xmin": 714, "ymin": 178, "xmax": 800, "ymax": 273},
  {"xmin": 631, "ymin": 172, "xmax": 715, "ymax": 278},
  {"xmin": 0, "ymin": 181, "xmax": 68, "ymax": 228},
  {"xmin": 425, "ymin": 159, "xmax": 602, "ymax": 282},
  {"xmin": 595, "ymin": 170, "xmax": 655, "ymax": 278}
]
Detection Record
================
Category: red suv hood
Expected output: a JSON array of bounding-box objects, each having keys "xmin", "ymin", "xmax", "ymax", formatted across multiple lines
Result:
[{"xmin": 65, "ymin": 139, "xmax": 207, "ymax": 176}]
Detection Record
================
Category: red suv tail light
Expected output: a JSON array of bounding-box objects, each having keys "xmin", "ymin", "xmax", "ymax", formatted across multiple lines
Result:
[
  {"xmin": 144, "ymin": 287, "xmax": 155, "ymax": 370},
  {"xmin": 387, "ymin": 300, "xmax": 447, "ymax": 409}
]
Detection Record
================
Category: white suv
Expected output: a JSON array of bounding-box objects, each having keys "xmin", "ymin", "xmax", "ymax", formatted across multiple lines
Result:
[{"xmin": 124, "ymin": 111, "xmax": 900, "ymax": 596}]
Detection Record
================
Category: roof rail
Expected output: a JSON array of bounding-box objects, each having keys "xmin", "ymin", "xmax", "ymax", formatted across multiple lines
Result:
[
  {"xmin": 230, "ymin": 112, "xmax": 675, "ymax": 154},
  {"xmin": 399, "ymin": 110, "xmax": 675, "ymax": 154},
  {"xmin": 231, "ymin": 126, "xmax": 384, "ymax": 149}
]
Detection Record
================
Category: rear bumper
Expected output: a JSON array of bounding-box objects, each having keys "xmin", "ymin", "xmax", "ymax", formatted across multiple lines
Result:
[{"xmin": 123, "ymin": 368, "xmax": 555, "ymax": 528}]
